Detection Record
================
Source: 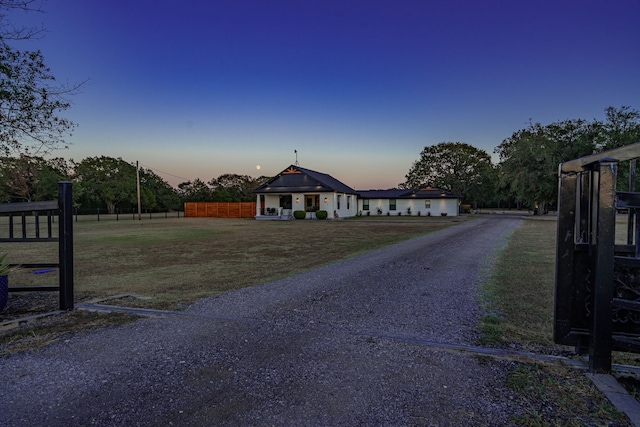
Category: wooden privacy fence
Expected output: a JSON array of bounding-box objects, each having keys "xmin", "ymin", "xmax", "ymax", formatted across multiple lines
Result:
[{"xmin": 184, "ymin": 202, "xmax": 256, "ymax": 218}]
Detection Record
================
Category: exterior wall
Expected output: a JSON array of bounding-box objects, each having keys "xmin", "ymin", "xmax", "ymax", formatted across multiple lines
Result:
[
  {"xmin": 257, "ymin": 192, "xmax": 358, "ymax": 219},
  {"xmin": 330, "ymin": 192, "xmax": 358, "ymax": 219},
  {"xmin": 358, "ymin": 198, "xmax": 459, "ymax": 217},
  {"xmin": 258, "ymin": 193, "xmax": 461, "ymax": 219},
  {"xmin": 293, "ymin": 192, "xmax": 357, "ymax": 219}
]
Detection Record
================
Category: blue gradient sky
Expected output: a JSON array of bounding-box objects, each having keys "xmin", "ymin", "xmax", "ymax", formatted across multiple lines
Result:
[{"xmin": 14, "ymin": 0, "xmax": 640, "ymax": 189}]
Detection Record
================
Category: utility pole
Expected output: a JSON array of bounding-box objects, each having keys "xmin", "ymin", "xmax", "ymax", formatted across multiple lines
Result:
[{"xmin": 136, "ymin": 161, "xmax": 142, "ymax": 220}]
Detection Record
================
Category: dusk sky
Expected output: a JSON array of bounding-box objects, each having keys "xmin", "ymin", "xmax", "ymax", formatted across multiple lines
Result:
[{"xmin": 13, "ymin": 0, "xmax": 640, "ymax": 189}]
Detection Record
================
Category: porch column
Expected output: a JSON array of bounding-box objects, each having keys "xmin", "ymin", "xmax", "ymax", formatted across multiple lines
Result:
[{"xmin": 256, "ymin": 195, "xmax": 261, "ymax": 217}]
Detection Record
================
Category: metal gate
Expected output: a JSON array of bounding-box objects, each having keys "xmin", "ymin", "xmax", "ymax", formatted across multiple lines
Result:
[
  {"xmin": 0, "ymin": 181, "xmax": 74, "ymax": 310},
  {"xmin": 555, "ymin": 142, "xmax": 640, "ymax": 373}
]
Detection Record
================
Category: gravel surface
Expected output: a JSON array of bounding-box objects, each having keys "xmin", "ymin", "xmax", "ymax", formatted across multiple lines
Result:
[{"xmin": 0, "ymin": 216, "xmax": 526, "ymax": 426}]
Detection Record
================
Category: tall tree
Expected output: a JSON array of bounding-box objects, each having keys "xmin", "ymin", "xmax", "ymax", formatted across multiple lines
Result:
[
  {"xmin": 72, "ymin": 156, "xmax": 137, "ymax": 214},
  {"xmin": 177, "ymin": 178, "xmax": 211, "ymax": 202},
  {"xmin": 0, "ymin": 1, "xmax": 81, "ymax": 155},
  {"xmin": 495, "ymin": 119, "xmax": 598, "ymax": 212},
  {"xmin": 599, "ymin": 106, "xmax": 640, "ymax": 150},
  {"xmin": 0, "ymin": 154, "xmax": 69, "ymax": 201},
  {"xmin": 402, "ymin": 141, "xmax": 494, "ymax": 206},
  {"xmin": 139, "ymin": 167, "xmax": 181, "ymax": 211},
  {"xmin": 209, "ymin": 174, "xmax": 266, "ymax": 202}
]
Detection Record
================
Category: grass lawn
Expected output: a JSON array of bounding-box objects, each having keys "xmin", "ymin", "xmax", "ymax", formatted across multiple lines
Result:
[
  {"xmin": 2, "ymin": 216, "xmax": 462, "ymax": 317},
  {"xmin": 481, "ymin": 214, "xmax": 640, "ymax": 366},
  {"xmin": 480, "ymin": 217, "xmax": 558, "ymax": 351},
  {"xmin": 480, "ymin": 216, "xmax": 635, "ymax": 425}
]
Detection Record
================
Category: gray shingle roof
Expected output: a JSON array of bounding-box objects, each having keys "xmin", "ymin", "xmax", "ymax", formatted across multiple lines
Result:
[{"xmin": 357, "ymin": 188, "xmax": 461, "ymax": 199}]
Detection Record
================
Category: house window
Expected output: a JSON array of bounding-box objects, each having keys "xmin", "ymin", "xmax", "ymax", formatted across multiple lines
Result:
[
  {"xmin": 363, "ymin": 199, "xmax": 369, "ymax": 211},
  {"xmin": 280, "ymin": 195, "xmax": 292, "ymax": 209},
  {"xmin": 390, "ymin": 199, "xmax": 396, "ymax": 211},
  {"xmin": 347, "ymin": 196, "xmax": 351, "ymax": 209},
  {"xmin": 337, "ymin": 195, "xmax": 341, "ymax": 209},
  {"xmin": 425, "ymin": 200, "xmax": 431, "ymax": 209}
]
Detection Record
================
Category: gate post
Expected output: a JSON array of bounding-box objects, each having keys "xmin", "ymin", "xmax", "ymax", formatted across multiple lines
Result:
[
  {"xmin": 554, "ymin": 165, "xmax": 578, "ymax": 345},
  {"xmin": 58, "ymin": 181, "xmax": 74, "ymax": 311},
  {"xmin": 588, "ymin": 159, "xmax": 617, "ymax": 373}
]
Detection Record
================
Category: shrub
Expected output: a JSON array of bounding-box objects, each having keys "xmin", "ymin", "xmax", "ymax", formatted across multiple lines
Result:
[
  {"xmin": 293, "ymin": 210, "xmax": 306, "ymax": 219},
  {"xmin": 315, "ymin": 210, "xmax": 328, "ymax": 220}
]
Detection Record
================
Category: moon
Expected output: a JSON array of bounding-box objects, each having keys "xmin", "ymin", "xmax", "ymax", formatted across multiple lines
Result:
[{"xmin": 256, "ymin": 165, "xmax": 261, "ymax": 170}]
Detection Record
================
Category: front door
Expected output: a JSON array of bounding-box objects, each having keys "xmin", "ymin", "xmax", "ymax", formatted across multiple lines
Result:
[{"xmin": 305, "ymin": 195, "xmax": 319, "ymax": 212}]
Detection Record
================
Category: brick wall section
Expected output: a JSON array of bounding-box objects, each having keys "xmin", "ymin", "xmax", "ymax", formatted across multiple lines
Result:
[{"xmin": 184, "ymin": 202, "xmax": 257, "ymax": 218}]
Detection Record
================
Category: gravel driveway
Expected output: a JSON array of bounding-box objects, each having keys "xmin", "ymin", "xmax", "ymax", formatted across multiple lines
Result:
[{"xmin": 1, "ymin": 216, "xmax": 525, "ymax": 426}]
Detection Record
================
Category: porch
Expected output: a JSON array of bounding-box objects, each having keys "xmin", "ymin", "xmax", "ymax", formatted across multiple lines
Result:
[{"xmin": 255, "ymin": 207, "xmax": 293, "ymax": 221}]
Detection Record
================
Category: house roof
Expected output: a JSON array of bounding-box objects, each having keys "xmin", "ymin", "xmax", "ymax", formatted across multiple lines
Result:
[
  {"xmin": 356, "ymin": 189, "xmax": 408, "ymax": 199},
  {"xmin": 253, "ymin": 165, "xmax": 357, "ymax": 194},
  {"xmin": 357, "ymin": 187, "xmax": 462, "ymax": 199}
]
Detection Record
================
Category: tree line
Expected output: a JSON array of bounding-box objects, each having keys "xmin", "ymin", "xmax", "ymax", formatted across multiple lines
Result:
[
  {"xmin": 1, "ymin": 105, "xmax": 639, "ymax": 214},
  {"xmin": 0, "ymin": 155, "xmax": 271, "ymax": 213},
  {"xmin": 404, "ymin": 106, "xmax": 640, "ymax": 212}
]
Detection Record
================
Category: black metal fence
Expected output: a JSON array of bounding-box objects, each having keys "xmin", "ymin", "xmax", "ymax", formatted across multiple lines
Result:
[
  {"xmin": 0, "ymin": 182, "xmax": 74, "ymax": 310},
  {"xmin": 555, "ymin": 142, "xmax": 640, "ymax": 373},
  {"xmin": 72, "ymin": 208, "xmax": 183, "ymax": 222}
]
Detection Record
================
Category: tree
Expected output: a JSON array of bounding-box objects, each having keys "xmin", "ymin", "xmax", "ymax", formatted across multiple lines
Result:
[
  {"xmin": 209, "ymin": 174, "xmax": 267, "ymax": 202},
  {"xmin": 595, "ymin": 106, "xmax": 640, "ymax": 191},
  {"xmin": 0, "ymin": 154, "xmax": 69, "ymax": 201},
  {"xmin": 177, "ymin": 178, "xmax": 211, "ymax": 202},
  {"xmin": 0, "ymin": 1, "xmax": 81, "ymax": 155},
  {"xmin": 599, "ymin": 106, "xmax": 640, "ymax": 150},
  {"xmin": 72, "ymin": 156, "xmax": 137, "ymax": 214},
  {"xmin": 0, "ymin": 1, "xmax": 46, "ymax": 41},
  {"xmin": 495, "ymin": 119, "xmax": 598, "ymax": 212},
  {"xmin": 139, "ymin": 167, "xmax": 181, "ymax": 211},
  {"xmin": 0, "ymin": 44, "xmax": 78, "ymax": 155},
  {"xmin": 402, "ymin": 142, "xmax": 495, "ymax": 206}
]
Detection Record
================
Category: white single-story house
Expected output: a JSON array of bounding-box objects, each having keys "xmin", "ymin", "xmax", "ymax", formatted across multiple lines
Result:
[
  {"xmin": 253, "ymin": 165, "xmax": 359, "ymax": 219},
  {"xmin": 357, "ymin": 187, "xmax": 461, "ymax": 217},
  {"xmin": 253, "ymin": 165, "xmax": 462, "ymax": 219}
]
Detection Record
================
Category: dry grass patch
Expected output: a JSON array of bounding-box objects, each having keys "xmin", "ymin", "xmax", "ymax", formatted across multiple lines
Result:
[
  {"xmin": 0, "ymin": 311, "xmax": 137, "ymax": 355},
  {"xmin": 503, "ymin": 361, "xmax": 628, "ymax": 426}
]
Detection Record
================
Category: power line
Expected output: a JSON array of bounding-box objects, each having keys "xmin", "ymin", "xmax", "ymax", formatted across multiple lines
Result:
[{"xmin": 139, "ymin": 163, "xmax": 190, "ymax": 182}]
